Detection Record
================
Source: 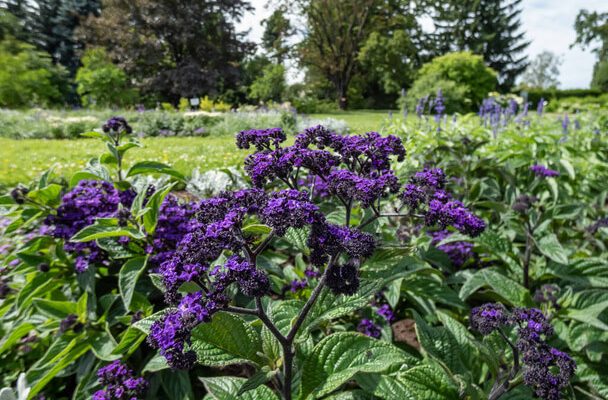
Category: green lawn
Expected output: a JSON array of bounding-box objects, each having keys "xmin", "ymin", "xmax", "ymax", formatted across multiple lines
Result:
[
  {"xmin": 310, "ymin": 110, "xmax": 396, "ymax": 133},
  {"xmin": 0, "ymin": 110, "xmax": 396, "ymax": 190},
  {"xmin": 0, "ymin": 136, "xmax": 241, "ymax": 190}
]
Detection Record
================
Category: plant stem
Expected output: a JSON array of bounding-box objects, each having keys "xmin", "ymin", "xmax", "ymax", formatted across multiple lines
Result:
[
  {"xmin": 523, "ymin": 220, "xmax": 534, "ymax": 289},
  {"xmin": 488, "ymin": 329, "xmax": 520, "ymax": 400}
]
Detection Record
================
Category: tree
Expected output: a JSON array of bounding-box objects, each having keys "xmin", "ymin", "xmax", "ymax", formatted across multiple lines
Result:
[
  {"xmin": 572, "ymin": 9, "xmax": 608, "ymax": 91},
  {"xmin": 405, "ymin": 51, "xmax": 498, "ymax": 113},
  {"xmin": 261, "ymin": 5, "xmax": 293, "ymax": 65},
  {"xmin": 249, "ymin": 63, "xmax": 286, "ymax": 102},
  {"xmin": 1, "ymin": 0, "xmax": 100, "ymax": 74},
  {"xmin": 429, "ymin": 0, "xmax": 529, "ymax": 90},
  {"xmin": 520, "ymin": 51, "xmax": 562, "ymax": 89},
  {"xmin": 297, "ymin": 0, "xmax": 376, "ymax": 109},
  {"xmin": 0, "ymin": 36, "xmax": 65, "ymax": 107},
  {"xmin": 75, "ymin": 47, "xmax": 137, "ymax": 107},
  {"xmin": 80, "ymin": 0, "xmax": 254, "ymax": 102},
  {"xmin": 357, "ymin": 0, "xmax": 423, "ymax": 96}
]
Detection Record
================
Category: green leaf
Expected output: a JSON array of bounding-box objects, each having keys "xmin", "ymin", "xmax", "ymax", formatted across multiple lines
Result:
[
  {"xmin": 0, "ymin": 322, "xmax": 35, "ymax": 354},
  {"xmin": 26, "ymin": 184, "xmax": 62, "ymax": 207},
  {"xmin": 26, "ymin": 335, "xmax": 92, "ymax": 399},
  {"xmin": 302, "ymin": 280, "xmax": 383, "ymax": 335},
  {"xmin": 142, "ymin": 183, "xmax": 175, "ymax": 234},
  {"xmin": 237, "ymin": 368, "xmax": 277, "ymax": 396},
  {"xmin": 127, "ymin": 161, "xmax": 185, "ymax": 181},
  {"xmin": 459, "ymin": 269, "xmax": 533, "ymax": 307},
  {"xmin": 71, "ymin": 222, "xmax": 145, "ymax": 242},
  {"xmin": 33, "ymin": 299, "xmax": 77, "ymax": 319},
  {"xmin": 133, "ymin": 309, "xmax": 172, "ymax": 334},
  {"xmin": 300, "ymin": 332, "xmax": 416, "ymax": 399},
  {"xmin": 414, "ymin": 312, "xmax": 466, "ymax": 373},
  {"xmin": 161, "ymin": 369, "xmax": 193, "ymax": 400},
  {"xmin": 536, "ymin": 234, "xmax": 568, "ymax": 265},
  {"xmin": 201, "ymin": 376, "xmax": 280, "ymax": 400},
  {"xmin": 91, "ymin": 331, "xmax": 119, "ymax": 361},
  {"xmin": 284, "ymin": 227, "xmax": 310, "ymax": 253},
  {"xmin": 190, "ymin": 312, "xmax": 263, "ymax": 366},
  {"xmin": 113, "ymin": 326, "xmax": 146, "ymax": 356},
  {"xmin": 119, "ymin": 256, "xmax": 148, "ymax": 311},
  {"xmin": 143, "ymin": 352, "xmax": 169, "ymax": 373}
]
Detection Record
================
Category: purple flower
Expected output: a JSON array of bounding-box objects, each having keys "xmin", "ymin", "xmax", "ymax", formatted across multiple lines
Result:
[
  {"xmin": 102, "ymin": 117, "xmax": 132, "ymax": 134},
  {"xmin": 376, "ymin": 304, "xmax": 395, "ymax": 322},
  {"xmin": 537, "ymin": 98, "xmax": 545, "ymax": 116},
  {"xmin": 530, "ymin": 165, "xmax": 560, "ymax": 178},
  {"xmin": 236, "ymin": 128, "xmax": 286, "ymax": 150},
  {"xmin": 470, "ymin": 303, "xmax": 509, "ymax": 335},
  {"xmin": 95, "ymin": 360, "xmax": 147, "ymax": 399},
  {"xmin": 357, "ymin": 319, "xmax": 381, "ymax": 338},
  {"xmin": 259, "ymin": 190, "xmax": 321, "ymax": 235},
  {"xmin": 429, "ymin": 230, "xmax": 475, "ymax": 267}
]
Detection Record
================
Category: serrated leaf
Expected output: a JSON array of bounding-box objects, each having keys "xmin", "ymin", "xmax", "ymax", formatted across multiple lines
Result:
[
  {"xmin": 459, "ymin": 269, "xmax": 533, "ymax": 306},
  {"xmin": 237, "ymin": 368, "xmax": 277, "ymax": 396},
  {"xmin": 300, "ymin": 332, "xmax": 416, "ymax": 399},
  {"xmin": 119, "ymin": 256, "xmax": 148, "ymax": 311},
  {"xmin": 190, "ymin": 312, "xmax": 263, "ymax": 366},
  {"xmin": 201, "ymin": 376, "xmax": 279, "ymax": 400}
]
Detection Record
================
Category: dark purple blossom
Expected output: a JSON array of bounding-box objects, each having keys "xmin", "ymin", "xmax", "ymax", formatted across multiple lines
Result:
[
  {"xmin": 326, "ymin": 261, "xmax": 360, "ymax": 296},
  {"xmin": 236, "ymin": 128, "xmax": 286, "ymax": 150},
  {"xmin": 376, "ymin": 304, "xmax": 395, "ymax": 323},
  {"xmin": 259, "ymin": 190, "xmax": 320, "ymax": 235},
  {"xmin": 102, "ymin": 117, "xmax": 132, "ymax": 134},
  {"xmin": 93, "ymin": 360, "xmax": 147, "ymax": 399},
  {"xmin": 530, "ymin": 165, "xmax": 559, "ymax": 178},
  {"xmin": 357, "ymin": 319, "xmax": 381, "ymax": 338},
  {"xmin": 429, "ymin": 230, "xmax": 475, "ymax": 267},
  {"xmin": 470, "ymin": 303, "xmax": 510, "ymax": 335}
]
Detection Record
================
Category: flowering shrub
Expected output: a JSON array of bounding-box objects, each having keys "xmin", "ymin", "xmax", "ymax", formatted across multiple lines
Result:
[{"xmin": 1, "ymin": 110, "xmax": 606, "ymax": 399}]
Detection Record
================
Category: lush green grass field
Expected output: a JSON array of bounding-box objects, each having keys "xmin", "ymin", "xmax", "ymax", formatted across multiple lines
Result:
[{"xmin": 0, "ymin": 111, "xmax": 394, "ymax": 189}]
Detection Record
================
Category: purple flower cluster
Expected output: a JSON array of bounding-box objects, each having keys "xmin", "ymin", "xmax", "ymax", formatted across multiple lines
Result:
[
  {"xmin": 530, "ymin": 165, "xmax": 560, "ymax": 178},
  {"xmin": 93, "ymin": 360, "xmax": 147, "ymax": 400},
  {"xmin": 326, "ymin": 261, "xmax": 360, "ymax": 295},
  {"xmin": 470, "ymin": 303, "xmax": 576, "ymax": 399},
  {"xmin": 242, "ymin": 125, "xmax": 405, "ymax": 208},
  {"xmin": 236, "ymin": 127, "xmax": 286, "ymax": 150},
  {"xmin": 357, "ymin": 319, "xmax": 381, "ymax": 338},
  {"xmin": 470, "ymin": 303, "xmax": 509, "ymax": 335},
  {"xmin": 512, "ymin": 194, "xmax": 538, "ymax": 213},
  {"xmin": 308, "ymin": 223, "xmax": 376, "ymax": 267},
  {"xmin": 45, "ymin": 180, "xmax": 125, "ymax": 272},
  {"xmin": 102, "ymin": 117, "xmax": 132, "ymax": 134},
  {"xmin": 149, "ymin": 194, "xmax": 200, "ymax": 267},
  {"xmin": 376, "ymin": 304, "xmax": 395, "ymax": 323},
  {"xmin": 429, "ymin": 230, "xmax": 476, "ymax": 268},
  {"xmin": 401, "ymin": 169, "xmax": 485, "ymax": 237},
  {"xmin": 259, "ymin": 190, "xmax": 321, "ymax": 235}
]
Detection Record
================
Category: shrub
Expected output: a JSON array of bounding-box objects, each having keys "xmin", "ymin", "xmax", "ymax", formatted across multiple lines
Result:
[
  {"xmin": 405, "ymin": 51, "xmax": 498, "ymax": 113},
  {"xmin": 0, "ymin": 37, "xmax": 65, "ymax": 108},
  {"xmin": 591, "ymin": 60, "xmax": 608, "ymax": 92},
  {"xmin": 249, "ymin": 63, "xmax": 286, "ymax": 103},
  {"xmin": 75, "ymin": 47, "xmax": 138, "ymax": 108}
]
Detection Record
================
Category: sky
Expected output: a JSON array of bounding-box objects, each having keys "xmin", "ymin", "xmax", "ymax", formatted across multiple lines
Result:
[{"xmin": 238, "ymin": 0, "xmax": 608, "ymax": 89}]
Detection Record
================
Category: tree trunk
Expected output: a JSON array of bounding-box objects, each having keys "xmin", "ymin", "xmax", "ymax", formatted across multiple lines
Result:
[{"xmin": 337, "ymin": 85, "xmax": 348, "ymax": 110}]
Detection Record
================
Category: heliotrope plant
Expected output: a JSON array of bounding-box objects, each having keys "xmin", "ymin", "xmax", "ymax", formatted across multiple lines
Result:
[{"xmin": 144, "ymin": 126, "xmax": 486, "ymax": 399}]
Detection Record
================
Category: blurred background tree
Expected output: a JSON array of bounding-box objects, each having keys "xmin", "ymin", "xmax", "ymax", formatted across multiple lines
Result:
[{"xmin": 520, "ymin": 51, "xmax": 562, "ymax": 89}]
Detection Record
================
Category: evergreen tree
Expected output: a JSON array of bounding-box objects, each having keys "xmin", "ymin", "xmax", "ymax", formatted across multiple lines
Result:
[
  {"xmin": 0, "ymin": 0, "xmax": 100, "ymax": 74},
  {"xmin": 430, "ymin": 0, "xmax": 529, "ymax": 90},
  {"xmin": 261, "ymin": 6, "xmax": 293, "ymax": 65}
]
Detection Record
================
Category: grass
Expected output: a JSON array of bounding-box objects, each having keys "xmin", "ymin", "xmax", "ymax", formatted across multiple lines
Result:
[
  {"xmin": 310, "ymin": 110, "xmax": 395, "ymax": 133},
  {"xmin": 0, "ymin": 110, "xmax": 397, "ymax": 190},
  {"xmin": 0, "ymin": 136, "xmax": 241, "ymax": 190}
]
